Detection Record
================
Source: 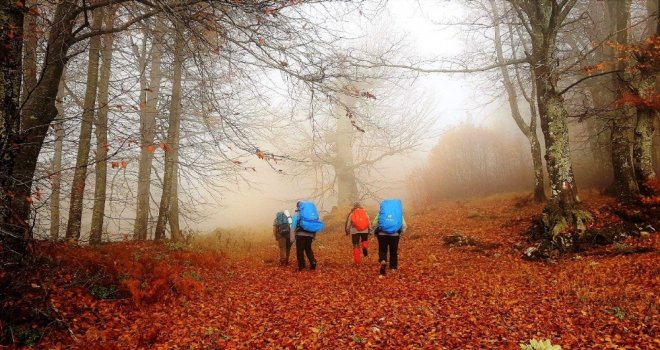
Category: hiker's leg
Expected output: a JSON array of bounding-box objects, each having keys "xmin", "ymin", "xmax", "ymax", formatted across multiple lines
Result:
[
  {"xmin": 360, "ymin": 233, "xmax": 369, "ymax": 256},
  {"xmin": 351, "ymin": 234, "xmax": 361, "ymax": 264},
  {"xmin": 377, "ymin": 234, "xmax": 387, "ymax": 264},
  {"xmin": 305, "ymin": 237, "xmax": 316, "ymax": 269},
  {"xmin": 277, "ymin": 237, "xmax": 287, "ymax": 265},
  {"xmin": 389, "ymin": 236, "xmax": 400, "ymax": 269},
  {"xmin": 285, "ymin": 237, "xmax": 292, "ymax": 265},
  {"xmin": 296, "ymin": 236, "xmax": 306, "ymax": 270}
]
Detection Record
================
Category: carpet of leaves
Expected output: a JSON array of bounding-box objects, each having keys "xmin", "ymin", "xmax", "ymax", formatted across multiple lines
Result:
[{"xmin": 27, "ymin": 196, "xmax": 660, "ymax": 349}]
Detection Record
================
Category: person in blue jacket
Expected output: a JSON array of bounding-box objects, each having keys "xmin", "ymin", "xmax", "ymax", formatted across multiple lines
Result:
[
  {"xmin": 373, "ymin": 199, "xmax": 407, "ymax": 276},
  {"xmin": 291, "ymin": 201, "xmax": 324, "ymax": 271}
]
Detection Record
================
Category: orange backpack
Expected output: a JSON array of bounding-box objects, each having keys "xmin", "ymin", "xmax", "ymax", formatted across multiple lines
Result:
[{"xmin": 350, "ymin": 208, "xmax": 370, "ymax": 231}]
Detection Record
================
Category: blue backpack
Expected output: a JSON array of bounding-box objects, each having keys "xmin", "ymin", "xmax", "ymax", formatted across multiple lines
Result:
[
  {"xmin": 378, "ymin": 199, "xmax": 403, "ymax": 234},
  {"xmin": 297, "ymin": 201, "xmax": 324, "ymax": 233}
]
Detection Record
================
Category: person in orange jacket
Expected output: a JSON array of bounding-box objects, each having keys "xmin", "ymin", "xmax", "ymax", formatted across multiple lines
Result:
[{"xmin": 344, "ymin": 202, "xmax": 372, "ymax": 264}]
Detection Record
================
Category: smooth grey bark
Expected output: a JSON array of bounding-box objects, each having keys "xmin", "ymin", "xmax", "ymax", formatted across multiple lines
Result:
[
  {"xmin": 155, "ymin": 21, "xmax": 184, "ymax": 241},
  {"xmin": 90, "ymin": 8, "xmax": 115, "ymax": 245},
  {"xmin": 491, "ymin": 0, "xmax": 546, "ymax": 202},
  {"xmin": 134, "ymin": 18, "xmax": 164, "ymax": 240},
  {"xmin": 51, "ymin": 76, "xmax": 65, "ymax": 241},
  {"xmin": 606, "ymin": 0, "xmax": 640, "ymax": 199},
  {"xmin": 65, "ymin": 8, "xmax": 104, "ymax": 241}
]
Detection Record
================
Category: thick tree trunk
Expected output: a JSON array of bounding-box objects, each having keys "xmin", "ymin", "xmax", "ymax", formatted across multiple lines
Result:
[
  {"xmin": 65, "ymin": 8, "xmax": 104, "ymax": 241},
  {"xmin": 90, "ymin": 9, "xmax": 115, "ymax": 245},
  {"xmin": 633, "ymin": 1, "xmax": 659, "ymax": 189},
  {"xmin": 606, "ymin": 0, "xmax": 640, "ymax": 199},
  {"xmin": 491, "ymin": 0, "xmax": 546, "ymax": 202},
  {"xmin": 335, "ymin": 102, "xmax": 358, "ymax": 208},
  {"xmin": 155, "ymin": 22, "xmax": 184, "ymax": 241},
  {"xmin": 51, "ymin": 77, "xmax": 65, "ymax": 241},
  {"xmin": 2, "ymin": 1, "xmax": 76, "ymax": 239},
  {"xmin": 21, "ymin": 1, "xmax": 37, "ymax": 106},
  {"xmin": 0, "ymin": 1, "xmax": 25, "ymax": 236},
  {"xmin": 519, "ymin": 0, "xmax": 590, "ymax": 251},
  {"xmin": 134, "ymin": 18, "xmax": 164, "ymax": 240}
]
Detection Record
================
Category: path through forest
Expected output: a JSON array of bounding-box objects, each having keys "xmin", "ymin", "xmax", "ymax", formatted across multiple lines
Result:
[{"xmin": 34, "ymin": 195, "xmax": 658, "ymax": 349}]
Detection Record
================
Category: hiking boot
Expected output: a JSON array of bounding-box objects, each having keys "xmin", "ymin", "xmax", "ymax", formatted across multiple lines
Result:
[
  {"xmin": 310, "ymin": 262, "xmax": 317, "ymax": 270},
  {"xmin": 379, "ymin": 261, "xmax": 386, "ymax": 275},
  {"xmin": 362, "ymin": 249, "xmax": 368, "ymax": 257},
  {"xmin": 390, "ymin": 268, "xmax": 398, "ymax": 273}
]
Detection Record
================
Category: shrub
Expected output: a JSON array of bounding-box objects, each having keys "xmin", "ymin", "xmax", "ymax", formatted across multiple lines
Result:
[{"xmin": 520, "ymin": 339, "xmax": 561, "ymax": 350}]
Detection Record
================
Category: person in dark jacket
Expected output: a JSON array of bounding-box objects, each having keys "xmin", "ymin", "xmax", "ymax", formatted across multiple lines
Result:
[
  {"xmin": 291, "ymin": 201, "xmax": 322, "ymax": 271},
  {"xmin": 373, "ymin": 200, "xmax": 407, "ymax": 276}
]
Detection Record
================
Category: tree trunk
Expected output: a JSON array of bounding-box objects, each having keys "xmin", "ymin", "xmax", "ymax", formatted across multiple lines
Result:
[
  {"xmin": 0, "ymin": 1, "xmax": 25, "ymax": 237},
  {"xmin": 65, "ymin": 8, "xmax": 104, "ymax": 241},
  {"xmin": 134, "ymin": 18, "xmax": 164, "ymax": 240},
  {"xmin": 21, "ymin": 0, "xmax": 37, "ymax": 106},
  {"xmin": 491, "ymin": 0, "xmax": 546, "ymax": 202},
  {"xmin": 2, "ymin": 0, "xmax": 76, "ymax": 239},
  {"xmin": 51, "ymin": 76, "xmax": 65, "ymax": 241},
  {"xmin": 90, "ymin": 9, "xmax": 115, "ymax": 245},
  {"xmin": 155, "ymin": 21, "xmax": 184, "ymax": 241},
  {"xmin": 335, "ymin": 100, "xmax": 358, "ymax": 208},
  {"xmin": 518, "ymin": 0, "xmax": 590, "ymax": 250},
  {"xmin": 632, "ymin": 1, "xmax": 659, "ymax": 189},
  {"xmin": 606, "ymin": 0, "xmax": 640, "ymax": 199}
]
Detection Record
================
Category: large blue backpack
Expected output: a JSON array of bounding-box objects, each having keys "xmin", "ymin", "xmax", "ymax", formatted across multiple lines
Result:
[
  {"xmin": 297, "ymin": 201, "xmax": 324, "ymax": 233},
  {"xmin": 378, "ymin": 199, "xmax": 403, "ymax": 234}
]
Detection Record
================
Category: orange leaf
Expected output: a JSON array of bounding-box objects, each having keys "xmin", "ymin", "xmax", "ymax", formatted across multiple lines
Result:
[
  {"xmin": 111, "ymin": 161, "xmax": 119, "ymax": 169},
  {"xmin": 121, "ymin": 160, "xmax": 127, "ymax": 169},
  {"xmin": 146, "ymin": 145, "xmax": 155, "ymax": 153}
]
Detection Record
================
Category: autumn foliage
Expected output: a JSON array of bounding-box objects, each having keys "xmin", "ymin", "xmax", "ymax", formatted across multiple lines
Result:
[{"xmin": 1, "ymin": 194, "xmax": 657, "ymax": 348}]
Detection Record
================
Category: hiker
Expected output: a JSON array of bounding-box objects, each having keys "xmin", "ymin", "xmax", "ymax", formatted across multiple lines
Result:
[
  {"xmin": 291, "ymin": 201, "xmax": 325, "ymax": 271},
  {"xmin": 373, "ymin": 199, "xmax": 407, "ymax": 275},
  {"xmin": 273, "ymin": 210, "xmax": 293, "ymax": 266},
  {"xmin": 345, "ymin": 202, "xmax": 371, "ymax": 264}
]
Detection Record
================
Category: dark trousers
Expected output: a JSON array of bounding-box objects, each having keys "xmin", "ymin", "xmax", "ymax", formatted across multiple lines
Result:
[
  {"xmin": 352, "ymin": 232, "xmax": 369, "ymax": 256},
  {"xmin": 377, "ymin": 234, "xmax": 400, "ymax": 269},
  {"xmin": 295, "ymin": 235, "xmax": 316, "ymax": 270}
]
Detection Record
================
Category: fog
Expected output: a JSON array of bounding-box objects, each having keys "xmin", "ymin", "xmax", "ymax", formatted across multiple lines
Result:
[{"xmin": 197, "ymin": 1, "xmax": 481, "ymax": 230}]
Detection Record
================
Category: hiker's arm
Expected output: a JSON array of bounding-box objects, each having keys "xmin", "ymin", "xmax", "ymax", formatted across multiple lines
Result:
[
  {"xmin": 372, "ymin": 214, "xmax": 379, "ymax": 234},
  {"xmin": 401, "ymin": 217, "xmax": 407, "ymax": 235}
]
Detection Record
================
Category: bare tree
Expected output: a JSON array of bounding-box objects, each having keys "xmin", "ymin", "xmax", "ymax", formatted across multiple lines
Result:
[
  {"xmin": 155, "ymin": 20, "xmax": 184, "ymax": 241},
  {"xmin": 65, "ymin": 8, "xmax": 104, "ymax": 241},
  {"xmin": 90, "ymin": 8, "xmax": 116, "ymax": 245},
  {"xmin": 134, "ymin": 17, "xmax": 165, "ymax": 240},
  {"xmin": 506, "ymin": 0, "xmax": 594, "ymax": 247},
  {"xmin": 489, "ymin": 0, "xmax": 546, "ymax": 202}
]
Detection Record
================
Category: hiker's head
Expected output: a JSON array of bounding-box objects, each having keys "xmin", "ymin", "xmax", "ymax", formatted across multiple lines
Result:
[
  {"xmin": 353, "ymin": 202, "xmax": 361, "ymax": 209},
  {"xmin": 296, "ymin": 201, "xmax": 301, "ymax": 211}
]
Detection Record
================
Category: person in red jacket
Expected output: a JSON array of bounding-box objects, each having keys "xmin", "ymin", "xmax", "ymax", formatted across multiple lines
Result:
[{"xmin": 345, "ymin": 202, "xmax": 372, "ymax": 264}]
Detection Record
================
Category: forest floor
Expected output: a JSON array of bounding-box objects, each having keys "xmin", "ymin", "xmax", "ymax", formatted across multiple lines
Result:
[{"xmin": 3, "ymin": 193, "xmax": 658, "ymax": 349}]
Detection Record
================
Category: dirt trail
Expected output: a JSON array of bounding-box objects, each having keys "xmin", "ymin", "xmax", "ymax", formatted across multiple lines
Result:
[{"xmin": 37, "ymin": 196, "xmax": 658, "ymax": 349}]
